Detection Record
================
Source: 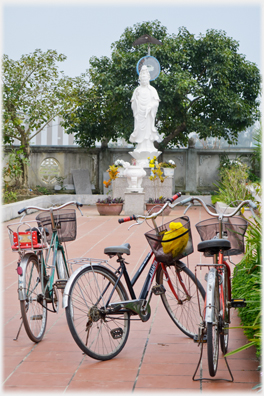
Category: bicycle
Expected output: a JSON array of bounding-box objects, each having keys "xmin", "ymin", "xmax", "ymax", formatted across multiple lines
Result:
[
  {"xmin": 63, "ymin": 192, "xmax": 206, "ymax": 361},
  {"xmin": 170, "ymin": 196, "xmax": 257, "ymax": 380},
  {"xmin": 7, "ymin": 201, "xmax": 83, "ymax": 343}
]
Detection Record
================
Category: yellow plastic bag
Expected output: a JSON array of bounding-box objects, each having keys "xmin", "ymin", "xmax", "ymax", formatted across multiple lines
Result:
[{"xmin": 161, "ymin": 222, "xmax": 189, "ymax": 258}]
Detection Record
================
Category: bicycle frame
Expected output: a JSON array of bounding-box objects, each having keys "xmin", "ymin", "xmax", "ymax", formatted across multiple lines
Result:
[
  {"xmin": 39, "ymin": 230, "xmax": 69, "ymax": 300},
  {"xmin": 63, "ymin": 247, "xmax": 190, "ymax": 322}
]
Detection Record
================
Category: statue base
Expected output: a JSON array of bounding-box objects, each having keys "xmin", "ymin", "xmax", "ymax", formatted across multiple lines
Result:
[{"xmin": 129, "ymin": 150, "xmax": 162, "ymax": 168}]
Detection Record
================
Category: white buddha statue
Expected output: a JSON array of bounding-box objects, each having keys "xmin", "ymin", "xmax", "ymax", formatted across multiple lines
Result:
[{"xmin": 129, "ymin": 65, "xmax": 162, "ymax": 167}]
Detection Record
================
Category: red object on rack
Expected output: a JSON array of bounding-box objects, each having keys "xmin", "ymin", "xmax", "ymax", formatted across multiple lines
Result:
[{"xmin": 12, "ymin": 231, "xmax": 42, "ymax": 250}]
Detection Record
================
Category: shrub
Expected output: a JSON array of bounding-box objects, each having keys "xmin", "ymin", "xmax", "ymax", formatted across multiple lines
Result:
[
  {"xmin": 213, "ymin": 161, "xmax": 252, "ymax": 207},
  {"xmin": 231, "ymin": 214, "xmax": 262, "ymax": 358}
]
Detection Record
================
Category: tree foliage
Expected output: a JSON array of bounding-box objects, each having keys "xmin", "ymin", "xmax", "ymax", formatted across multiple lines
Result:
[
  {"xmin": 2, "ymin": 49, "xmax": 82, "ymax": 186},
  {"xmin": 62, "ymin": 20, "xmax": 261, "ymax": 149}
]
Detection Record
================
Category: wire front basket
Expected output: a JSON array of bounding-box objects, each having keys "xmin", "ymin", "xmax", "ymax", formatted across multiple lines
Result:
[
  {"xmin": 145, "ymin": 216, "xmax": 193, "ymax": 265},
  {"xmin": 36, "ymin": 209, "xmax": 77, "ymax": 243},
  {"xmin": 195, "ymin": 216, "xmax": 248, "ymax": 256}
]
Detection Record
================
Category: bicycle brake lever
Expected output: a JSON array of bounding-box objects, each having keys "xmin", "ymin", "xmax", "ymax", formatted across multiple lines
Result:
[
  {"xmin": 77, "ymin": 205, "xmax": 84, "ymax": 216},
  {"xmin": 183, "ymin": 202, "xmax": 193, "ymax": 215},
  {"xmin": 128, "ymin": 220, "xmax": 144, "ymax": 230}
]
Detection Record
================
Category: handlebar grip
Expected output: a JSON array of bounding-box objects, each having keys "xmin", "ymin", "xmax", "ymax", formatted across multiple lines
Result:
[
  {"xmin": 118, "ymin": 215, "xmax": 136, "ymax": 224},
  {"xmin": 167, "ymin": 192, "xmax": 182, "ymax": 203},
  {"xmin": 76, "ymin": 202, "xmax": 83, "ymax": 207},
  {"xmin": 180, "ymin": 196, "xmax": 194, "ymax": 205},
  {"xmin": 248, "ymin": 200, "xmax": 258, "ymax": 210},
  {"xmin": 18, "ymin": 208, "xmax": 26, "ymax": 215}
]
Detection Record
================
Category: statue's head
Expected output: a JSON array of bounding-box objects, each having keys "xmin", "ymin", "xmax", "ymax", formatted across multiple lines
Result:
[{"xmin": 139, "ymin": 65, "xmax": 150, "ymax": 86}]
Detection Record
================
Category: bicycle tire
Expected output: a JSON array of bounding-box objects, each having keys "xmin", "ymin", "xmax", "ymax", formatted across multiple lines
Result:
[
  {"xmin": 156, "ymin": 263, "xmax": 205, "ymax": 338},
  {"xmin": 65, "ymin": 265, "xmax": 130, "ymax": 361},
  {"xmin": 20, "ymin": 255, "xmax": 47, "ymax": 343},
  {"xmin": 207, "ymin": 268, "xmax": 220, "ymax": 377},
  {"xmin": 220, "ymin": 267, "xmax": 229, "ymax": 354}
]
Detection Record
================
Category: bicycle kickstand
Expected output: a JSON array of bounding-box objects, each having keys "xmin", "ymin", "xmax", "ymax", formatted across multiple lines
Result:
[
  {"xmin": 13, "ymin": 317, "xmax": 23, "ymax": 341},
  {"xmin": 192, "ymin": 325, "xmax": 234, "ymax": 382}
]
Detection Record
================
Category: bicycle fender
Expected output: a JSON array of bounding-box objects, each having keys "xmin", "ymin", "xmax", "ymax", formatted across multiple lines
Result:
[
  {"xmin": 17, "ymin": 253, "xmax": 38, "ymax": 301},
  {"xmin": 205, "ymin": 268, "xmax": 217, "ymax": 323},
  {"xmin": 62, "ymin": 263, "xmax": 93, "ymax": 309}
]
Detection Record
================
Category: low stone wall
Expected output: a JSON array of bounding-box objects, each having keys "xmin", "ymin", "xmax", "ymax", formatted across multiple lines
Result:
[
  {"xmin": 2, "ymin": 194, "xmax": 108, "ymax": 222},
  {"xmin": 3, "ymin": 193, "xmax": 212, "ymax": 222},
  {"xmin": 3, "ymin": 146, "xmax": 253, "ymax": 195}
]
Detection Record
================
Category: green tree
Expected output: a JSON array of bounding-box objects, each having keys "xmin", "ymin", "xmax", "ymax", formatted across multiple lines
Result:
[
  {"xmin": 62, "ymin": 21, "xmax": 261, "ymax": 150},
  {"xmin": 2, "ymin": 49, "xmax": 83, "ymax": 187}
]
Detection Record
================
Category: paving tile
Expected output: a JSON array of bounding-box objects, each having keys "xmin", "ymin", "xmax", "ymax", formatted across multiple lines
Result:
[
  {"xmin": 3, "ymin": 206, "xmax": 260, "ymax": 392},
  {"xmin": 66, "ymin": 379, "xmax": 135, "ymax": 392},
  {"xmin": 135, "ymin": 374, "xmax": 201, "ymax": 390}
]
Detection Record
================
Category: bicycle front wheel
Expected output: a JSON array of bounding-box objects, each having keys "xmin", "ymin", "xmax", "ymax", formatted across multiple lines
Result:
[
  {"xmin": 20, "ymin": 255, "xmax": 47, "ymax": 343},
  {"xmin": 207, "ymin": 268, "xmax": 220, "ymax": 377},
  {"xmin": 65, "ymin": 265, "xmax": 130, "ymax": 361},
  {"xmin": 156, "ymin": 263, "xmax": 205, "ymax": 338}
]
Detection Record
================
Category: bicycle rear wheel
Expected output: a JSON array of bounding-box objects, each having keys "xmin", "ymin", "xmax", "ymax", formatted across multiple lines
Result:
[
  {"xmin": 20, "ymin": 255, "xmax": 47, "ymax": 343},
  {"xmin": 65, "ymin": 265, "xmax": 130, "ymax": 361},
  {"xmin": 207, "ymin": 268, "xmax": 220, "ymax": 377},
  {"xmin": 156, "ymin": 263, "xmax": 205, "ymax": 338},
  {"xmin": 220, "ymin": 267, "xmax": 229, "ymax": 354}
]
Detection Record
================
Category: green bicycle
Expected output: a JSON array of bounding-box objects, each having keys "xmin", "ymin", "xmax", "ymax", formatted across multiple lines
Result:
[{"xmin": 7, "ymin": 201, "xmax": 83, "ymax": 343}]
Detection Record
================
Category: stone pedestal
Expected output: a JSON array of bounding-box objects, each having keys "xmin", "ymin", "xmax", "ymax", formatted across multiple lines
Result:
[
  {"xmin": 124, "ymin": 192, "xmax": 145, "ymax": 215},
  {"xmin": 113, "ymin": 176, "xmax": 174, "ymax": 202}
]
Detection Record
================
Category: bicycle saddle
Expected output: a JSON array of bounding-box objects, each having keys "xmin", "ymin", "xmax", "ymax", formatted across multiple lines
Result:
[
  {"xmin": 198, "ymin": 239, "xmax": 231, "ymax": 255},
  {"xmin": 104, "ymin": 243, "xmax": 131, "ymax": 256}
]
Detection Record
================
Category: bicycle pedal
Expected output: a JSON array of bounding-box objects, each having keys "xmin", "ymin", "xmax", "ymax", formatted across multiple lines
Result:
[
  {"xmin": 54, "ymin": 279, "xmax": 67, "ymax": 289},
  {"xmin": 110, "ymin": 327, "xmax": 123, "ymax": 339},
  {"xmin": 152, "ymin": 284, "xmax": 166, "ymax": 295},
  {"xmin": 193, "ymin": 334, "xmax": 207, "ymax": 343},
  {"xmin": 231, "ymin": 298, "xmax": 246, "ymax": 308}
]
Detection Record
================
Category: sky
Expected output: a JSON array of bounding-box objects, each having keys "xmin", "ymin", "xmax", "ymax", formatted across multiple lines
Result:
[{"xmin": 2, "ymin": 0, "xmax": 263, "ymax": 78}]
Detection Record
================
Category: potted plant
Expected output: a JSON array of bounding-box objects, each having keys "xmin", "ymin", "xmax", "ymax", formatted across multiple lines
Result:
[
  {"xmin": 96, "ymin": 196, "xmax": 124, "ymax": 215},
  {"xmin": 159, "ymin": 160, "xmax": 176, "ymax": 177},
  {"xmin": 146, "ymin": 196, "xmax": 171, "ymax": 216}
]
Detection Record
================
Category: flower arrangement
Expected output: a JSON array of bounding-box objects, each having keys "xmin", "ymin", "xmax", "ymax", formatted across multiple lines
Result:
[
  {"xmin": 147, "ymin": 196, "xmax": 167, "ymax": 204},
  {"xmin": 96, "ymin": 196, "xmax": 124, "ymax": 204},
  {"xmin": 147, "ymin": 156, "xmax": 166, "ymax": 183},
  {"xmin": 160, "ymin": 160, "xmax": 176, "ymax": 169},
  {"xmin": 114, "ymin": 159, "xmax": 129, "ymax": 168},
  {"xmin": 103, "ymin": 164, "xmax": 119, "ymax": 189}
]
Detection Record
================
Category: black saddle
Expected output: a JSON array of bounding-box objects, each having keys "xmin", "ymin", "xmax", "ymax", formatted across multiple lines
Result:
[
  {"xmin": 198, "ymin": 239, "xmax": 231, "ymax": 255},
  {"xmin": 104, "ymin": 243, "xmax": 131, "ymax": 257}
]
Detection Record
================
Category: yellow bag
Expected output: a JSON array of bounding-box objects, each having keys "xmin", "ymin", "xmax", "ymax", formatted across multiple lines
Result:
[{"xmin": 161, "ymin": 222, "xmax": 189, "ymax": 258}]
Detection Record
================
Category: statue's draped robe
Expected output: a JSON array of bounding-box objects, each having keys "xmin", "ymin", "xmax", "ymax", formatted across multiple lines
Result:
[{"xmin": 130, "ymin": 84, "xmax": 162, "ymax": 151}]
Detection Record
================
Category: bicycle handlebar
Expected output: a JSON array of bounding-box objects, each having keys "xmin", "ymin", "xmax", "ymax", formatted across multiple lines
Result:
[
  {"xmin": 171, "ymin": 196, "xmax": 257, "ymax": 218},
  {"xmin": 118, "ymin": 192, "xmax": 182, "ymax": 224},
  {"xmin": 18, "ymin": 201, "xmax": 83, "ymax": 215}
]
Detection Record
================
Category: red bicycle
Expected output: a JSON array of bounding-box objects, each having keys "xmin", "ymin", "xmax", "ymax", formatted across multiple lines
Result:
[{"xmin": 171, "ymin": 196, "xmax": 257, "ymax": 379}]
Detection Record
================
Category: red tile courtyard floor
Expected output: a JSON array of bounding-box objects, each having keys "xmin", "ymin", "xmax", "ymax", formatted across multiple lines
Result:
[{"xmin": 2, "ymin": 204, "xmax": 260, "ymax": 393}]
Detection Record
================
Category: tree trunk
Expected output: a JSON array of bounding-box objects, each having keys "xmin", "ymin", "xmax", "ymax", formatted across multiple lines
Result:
[
  {"xmin": 155, "ymin": 122, "xmax": 187, "ymax": 150},
  {"xmin": 20, "ymin": 136, "xmax": 30, "ymax": 188}
]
